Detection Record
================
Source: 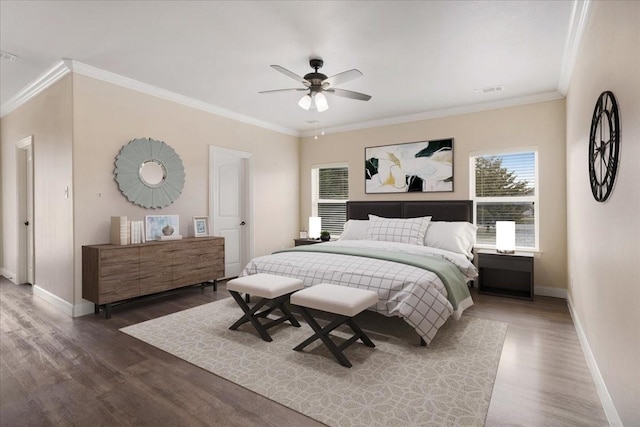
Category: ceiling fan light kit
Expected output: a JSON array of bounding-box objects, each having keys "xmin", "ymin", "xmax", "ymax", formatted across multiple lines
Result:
[{"xmin": 260, "ymin": 58, "xmax": 371, "ymax": 112}]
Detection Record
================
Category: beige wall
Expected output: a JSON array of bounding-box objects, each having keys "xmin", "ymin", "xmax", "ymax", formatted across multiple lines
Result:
[
  {"xmin": 1, "ymin": 75, "xmax": 75, "ymax": 301},
  {"xmin": 1, "ymin": 72, "xmax": 299, "ymax": 309},
  {"xmin": 566, "ymin": 1, "xmax": 640, "ymax": 424},
  {"xmin": 300, "ymin": 100, "xmax": 567, "ymax": 291},
  {"xmin": 71, "ymin": 74, "xmax": 300, "ymax": 305}
]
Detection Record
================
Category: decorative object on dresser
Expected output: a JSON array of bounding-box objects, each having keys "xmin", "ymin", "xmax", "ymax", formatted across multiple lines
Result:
[
  {"xmin": 319, "ymin": 230, "xmax": 331, "ymax": 241},
  {"xmin": 114, "ymin": 137, "xmax": 186, "ymax": 209},
  {"xmin": 193, "ymin": 216, "xmax": 209, "ymax": 237},
  {"xmin": 145, "ymin": 214, "xmax": 181, "ymax": 241},
  {"xmin": 82, "ymin": 236, "xmax": 224, "ymax": 318},
  {"xmin": 477, "ymin": 249, "xmax": 534, "ymax": 300},
  {"xmin": 110, "ymin": 216, "xmax": 145, "ymax": 245},
  {"xmin": 365, "ymin": 138, "xmax": 453, "ymax": 193},
  {"xmin": 589, "ymin": 91, "xmax": 620, "ymax": 202}
]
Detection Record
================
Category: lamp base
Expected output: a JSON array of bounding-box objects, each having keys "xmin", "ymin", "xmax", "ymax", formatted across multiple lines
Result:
[{"xmin": 496, "ymin": 249, "xmax": 515, "ymax": 254}]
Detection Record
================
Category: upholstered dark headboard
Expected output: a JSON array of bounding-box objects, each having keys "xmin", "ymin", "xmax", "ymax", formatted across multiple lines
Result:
[{"xmin": 346, "ymin": 200, "xmax": 473, "ymax": 222}]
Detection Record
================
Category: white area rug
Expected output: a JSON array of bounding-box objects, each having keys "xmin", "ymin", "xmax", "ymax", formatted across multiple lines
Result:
[{"xmin": 120, "ymin": 298, "xmax": 507, "ymax": 427}]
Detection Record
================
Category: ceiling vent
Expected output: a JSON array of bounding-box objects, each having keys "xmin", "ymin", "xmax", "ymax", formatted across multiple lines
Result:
[
  {"xmin": 474, "ymin": 85, "xmax": 504, "ymax": 95},
  {"xmin": 1, "ymin": 51, "xmax": 18, "ymax": 62}
]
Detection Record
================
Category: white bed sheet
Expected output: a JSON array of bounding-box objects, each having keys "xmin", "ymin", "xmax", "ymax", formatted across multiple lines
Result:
[{"xmin": 240, "ymin": 240, "xmax": 477, "ymax": 344}]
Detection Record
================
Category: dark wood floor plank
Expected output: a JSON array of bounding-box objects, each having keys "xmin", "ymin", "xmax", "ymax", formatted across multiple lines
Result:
[{"xmin": 0, "ymin": 277, "xmax": 607, "ymax": 426}]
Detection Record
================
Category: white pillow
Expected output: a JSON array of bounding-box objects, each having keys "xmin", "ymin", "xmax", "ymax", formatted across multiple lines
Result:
[
  {"xmin": 338, "ymin": 220, "xmax": 370, "ymax": 240},
  {"xmin": 424, "ymin": 221, "xmax": 477, "ymax": 259},
  {"xmin": 365, "ymin": 215, "xmax": 431, "ymax": 245}
]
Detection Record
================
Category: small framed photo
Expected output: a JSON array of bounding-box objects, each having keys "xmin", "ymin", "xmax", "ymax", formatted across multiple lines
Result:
[{"xmin": 193, "ymin": 216, "xmax": 209, "ymax": 237}]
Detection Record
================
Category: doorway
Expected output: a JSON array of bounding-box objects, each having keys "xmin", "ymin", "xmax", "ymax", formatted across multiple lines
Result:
[
  {"xmin": 16, "ymin": 136, "xmax": 34, "ymax": 285},
  {"xmin": 209, "ymin": 146, "xmax": 252, "ymax": 278}
]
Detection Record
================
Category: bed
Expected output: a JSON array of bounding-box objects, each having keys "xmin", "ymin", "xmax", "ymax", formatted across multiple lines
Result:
[{"xmin": 240, "ymin": 200, "xmax": 478, "ymax": 345}]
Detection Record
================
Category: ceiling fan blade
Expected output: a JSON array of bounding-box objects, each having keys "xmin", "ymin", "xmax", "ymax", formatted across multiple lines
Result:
[
  {"xmin": 259, "ymin": 88, "xmax": 307, "ymax": 94},
  {"xmin": 322, "ymin": 69, "xmax": 363, "ymax": 88},
  {"xmin": 270, "ymin": 65, "xmax": 311, "ymax": 87},
  {"xmin": 325, "ymin": 88, "xmax": 371, "ymax": 101}
]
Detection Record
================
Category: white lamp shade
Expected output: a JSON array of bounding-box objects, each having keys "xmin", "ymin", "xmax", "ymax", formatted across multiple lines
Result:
[
  {"xmin": 314, "ymin": 92, "xmax": 329, "ymax": 112},
  {"xmin": 308, "ymin": 216, "xmax": 322, "ymax": 239},
  {"xmin": 298, "ymin": 94, "xmax": 312, "ymax": 110},
  {"xmin": 496, "ymin": 221, "xmax": 516, "ymax": 253}
]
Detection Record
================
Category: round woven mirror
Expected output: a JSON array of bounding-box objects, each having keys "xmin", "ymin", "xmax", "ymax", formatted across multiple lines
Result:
[{"xmin": 114, "ymin": 138, "xmax": 185, "ymax": 208}]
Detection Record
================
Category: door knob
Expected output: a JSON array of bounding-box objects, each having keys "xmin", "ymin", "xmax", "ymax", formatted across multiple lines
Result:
[
  {"xmin": 240, "ymin": 221, "xmax": 246, "ymax": 226},
  {"xmin": 24, "ymin": 221, "xmax": 29, "ymax": 226}
]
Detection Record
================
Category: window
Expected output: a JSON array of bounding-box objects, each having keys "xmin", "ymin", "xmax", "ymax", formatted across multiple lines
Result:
[
  {"xmin": 312, "ymin": 164, "xmax": 349, "ymax": 236},
  {"xmin": 470, "ymin": 149, "xmax": 538, "ymax": 250}
]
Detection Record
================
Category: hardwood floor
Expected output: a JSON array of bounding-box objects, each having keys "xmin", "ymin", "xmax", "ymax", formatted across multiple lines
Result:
[{"xmin": 0, "ymin": 277, "xmax": 608, "ymax": 426}]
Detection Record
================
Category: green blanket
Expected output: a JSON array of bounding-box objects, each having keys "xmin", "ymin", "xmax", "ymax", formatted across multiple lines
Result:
[{"xmin": 274, "ymin": 245, "xmax": 471, "ymax": 311}]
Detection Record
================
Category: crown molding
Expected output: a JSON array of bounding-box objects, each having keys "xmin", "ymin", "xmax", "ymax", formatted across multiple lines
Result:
[
  {"xmin": 301, "ymin": 91, "xmax": 565, "ymax": 138},
  {"xmin": 0, "ymin": 60, "xmax": 71, "ymax": 117},
  {"xmin": 67, "ymin": 60, "xmax": 299, "ymax": 137},
  {"xmin": 558, "ymin": 0, "xmax": 592, "ymax": 95},
  {"xmin": 1, "ymin": 59, "xmax": 299, "ymax": 136},
  {"xmin": 3, "ymin": 57, "xmax": 570, "ymax": 139}
]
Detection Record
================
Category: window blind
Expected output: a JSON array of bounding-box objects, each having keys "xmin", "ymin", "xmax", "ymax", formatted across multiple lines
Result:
[{"xmin": 472, "ymin": 151, "xmax": 538, "ymax": 249}]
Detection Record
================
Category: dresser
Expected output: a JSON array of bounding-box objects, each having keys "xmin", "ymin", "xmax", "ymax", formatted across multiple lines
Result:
[{"xmin": 82, "ymin": 236, "xmax": 224, "ymax": 318}]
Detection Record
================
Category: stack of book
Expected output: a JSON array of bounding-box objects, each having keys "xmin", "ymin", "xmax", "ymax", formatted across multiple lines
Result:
[
  {"xmin": 130, "ymin": 220, "xmax": 146, "ymax": 244},
  {"xmin": 110, "ymin": 216, "xmax": 128, "ymax": 245},
  {"xmin": 110, "ymin": 217, "xmax": 146, "ymax": 245}
]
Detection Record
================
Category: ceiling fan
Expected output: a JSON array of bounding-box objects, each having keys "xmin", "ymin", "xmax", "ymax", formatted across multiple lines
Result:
[{"xmin": 259, "ymin": 58, "xmax": 371, "ymax": 112}]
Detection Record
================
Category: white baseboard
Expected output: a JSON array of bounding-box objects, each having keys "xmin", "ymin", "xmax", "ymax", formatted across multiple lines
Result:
[
  {"xmin": 33, "ymin": 285, "xmax": 95, "ymax": 317},
  {"xmin": 535, "ymin": 285, "xmax": 567, "ymax": 299},
  {"xmin": 567, "ymin": 295, "xmax": 622, "ymax": 426},
  {"xmin": 0, "ymin": 268, "xmax": 18, "ymax": 283}
]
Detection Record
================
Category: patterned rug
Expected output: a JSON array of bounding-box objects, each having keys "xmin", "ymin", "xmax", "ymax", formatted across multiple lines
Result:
[{"xmin": 120, "ymin": 298, "xmax": 507, "ymax": 427}]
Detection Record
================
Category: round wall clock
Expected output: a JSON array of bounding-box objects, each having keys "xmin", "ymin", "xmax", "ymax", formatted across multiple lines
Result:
[{"xmin": 589, "ymin": 91, "xmax": 620, "ymax": 202}]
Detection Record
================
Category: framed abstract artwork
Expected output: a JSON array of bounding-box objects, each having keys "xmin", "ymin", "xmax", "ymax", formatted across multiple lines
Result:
[{"xmin": 365, "ymin": 138, "xmax": 453, "ymax": 193}]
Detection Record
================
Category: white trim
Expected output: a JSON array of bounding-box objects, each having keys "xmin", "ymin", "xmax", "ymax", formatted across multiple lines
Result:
[
  {"xmin": 3, "ymin": 59, "xmax": 567, "ymax": 138},
  {"xmin": 32, "ymin": 285, "xmax": 94, "ymax": 317},
  {"xmin": 1, "ymin": 268, "xmax": 18, "ymax": 283},
  {"xmin": 300, "ymin": 91, "xmax": 564, "ymax": 137},
  {"xmin": 68, "ymin": 60, "xmax": 298, "ymax": 136},
  {"xmin": 558, "ymin": 0, "xmax": 592, "ymax": 95},
  {"xmin": 0, "ymin": 60, "xmax": 71, "ymax": 117},
  {"xmin": 311, "ymin": 162, "xmax": 349, "ymax": 218},
  {"xmin": 567, "ymin": 295, "xmax": 623, "ymax": 426},
  {"xmin": 208, "ymin": 145, "xmax": 254, "ymax": 277},
  {"xmin": 16, "ymin": 135, "xmax": 33, "ymax": 149},
  {"xmin": 470, "ymin": 149, "xmax": 540, "ymax": 251},
  {"xmin": 534, "ymin": 286, "xmax": 566, "ymax": 299}
]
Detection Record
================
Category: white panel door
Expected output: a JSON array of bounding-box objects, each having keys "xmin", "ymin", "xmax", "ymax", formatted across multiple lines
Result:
[{"xmin": 210, "ymin": 147, "xmax": 252, "ymax": 278}]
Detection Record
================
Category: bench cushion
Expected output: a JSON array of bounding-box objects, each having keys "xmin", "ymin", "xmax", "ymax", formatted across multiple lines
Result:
[
  {"xmin": 227, "ymin": 273, "xmax": 304, "ymax": 299},
  {"xmin": 291, "ymin": 283, "xmax": 379, "ymax": 317}
]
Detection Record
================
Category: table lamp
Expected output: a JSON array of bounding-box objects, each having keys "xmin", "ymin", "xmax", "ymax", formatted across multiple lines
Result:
[
  {"xmin": 308, "ymin": 217, "xmax": 322, "ymax": 239},
  {"xmin": 496, "ymin": 221, "xmax": 516, "ymax": 254}
]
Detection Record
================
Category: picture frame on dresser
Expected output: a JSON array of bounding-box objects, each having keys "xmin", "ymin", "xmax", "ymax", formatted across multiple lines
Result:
[
  {"xmin": 145, "ymin": 215, "xmax": 179, "ymax": 241},
  {"xmin": 193, "ymin": 216, "xmax": 209, "ymax": 237}
]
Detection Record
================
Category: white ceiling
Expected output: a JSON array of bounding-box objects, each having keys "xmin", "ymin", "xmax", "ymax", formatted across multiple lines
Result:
[{"xmin": 0, "ymin": 1, "xmax": 583, "ymax": 136}]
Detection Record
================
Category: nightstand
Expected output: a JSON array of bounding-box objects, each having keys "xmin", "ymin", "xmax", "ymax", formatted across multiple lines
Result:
[
  {"xmin": 477, "ymin": 250, "xmax": 534, "ymax": 300},
  {"xmin": 294, "ymin": 238, "xmax": 325, "ymax": 246}
]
